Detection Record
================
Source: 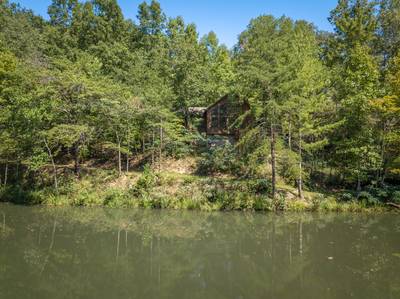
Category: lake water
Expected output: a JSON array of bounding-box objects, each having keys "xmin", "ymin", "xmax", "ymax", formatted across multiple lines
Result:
[{"xmin": 0, "ymin": 203, "xmax": 399, "ymax": 299}]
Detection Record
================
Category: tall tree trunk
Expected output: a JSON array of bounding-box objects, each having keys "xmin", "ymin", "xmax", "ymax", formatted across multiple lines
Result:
[
  {"xmin": 151, "ymin": 130, "xmax": 155, "ymax": 166},
  {"xmin": 16, "ymin": 161, "xmax": 19, "ymax": 182},
  {"xmin": 126, "ymin": 138, "xmax": 130, "ymax": 173},
  {"xmin": 381, "ymin": 169, "xmax": 387, "ymax": 186},
  {"xmin": 380, "ymin": 124, "xmax": 387, "ymax": 186},
  {"xmin": 184, "ymin": 108, "xmax": 190, "ymax": 129},
  {"xmin": 44, "ymin": 139, "xmax": 58, "ymax": 193},
  {"xmin": 74, "ymin": 145, "xmax": 80, "ymax": 177},
  {"xmin": 118, "ymin": 141, "xmax": 122, "ymax": 176},
  {"xmin": 117, "ymin": 137, "xmax": 122, "ymax": 177},
  {"xmin": 115, "ymin": 132, "xmax": 123, "ymax": 176},
  {"xmin": 298, "ymin": 129, "xmax": 304, "ymax": 199},
  {"xmin": 4, "ymin": 162, "xmax": 8, "ymax": 187},
  {"xmin": 159, "ymin": 123, "xmax": 163, "ymax": 172},
  {"xmin": 356, "ymin": 169, "xmax": 361, "ymax": 194},
  {"xmin": 270, "ymin": 123, "xmax": 276, "ymax": 200},
  {"xmin": 288, "ymin": 117, "xmax": 292, "ymax": 150}
]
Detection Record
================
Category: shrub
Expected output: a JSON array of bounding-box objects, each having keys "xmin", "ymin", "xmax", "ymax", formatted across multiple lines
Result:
[
  {"xmin": 274, "ymin": 194, "xmax": 286, "ymax": 211},
  {"xmin": 286, "ymin": 200, "xmax": 309, "ymax": 212},
  {"xmin": 310, "ymin": 194, "xmax": 325, "ymax": 210},
  {"xmin": 206, "ymin": 186, "xmax": 224, "ymax": 203},
  {"xmin": 319, "ymin": 198, "xmax": 341, "ymax": 212},
  {"xmin": 358, "ymin": 191, "xmax": 379, "ymax": 207},
  {"xmin": 253, "ymin": 196, "xmax": 273, "ymax": 211},
  {"xmin": 247, "ymin": 179, "xmax": 271, "ymax": 194},
  {"xmin": 72, "ymin": 191, "xmax": 98, "ymax": 206},
  {"xmin": 130, "ymin": 165, "xmax": 158, "ymax": 197},
  {"xmin": 340, "ymin": 192, "xmax": 354, "ymax": 202},
  {"xmin": 103, "ymin": 189, "xmax": 129, "ymax": 207},
  {"xmin": 214, "ymin": 190, "xmax": 233, "ymax": 210},
  {"xmin": 391, "ymin": 191, "xmax": 400, "ymax": 204},
  {"xmin": 205, "ymin": 187, "xmax": 255, "ymax": 211},
  {"xmin": 374, "ymin": 188, "xmax": 389, "ymax": 201},
  {"xmin": 0, "ymin": 186, "xmax": 45, "ymax": 204},
  {"xmin": 197, "ymin": 143, "xmax": 239, "ymax": 175},
  {"xmin": 181, "ymin": 196, "xmax": 204, "ymax": 210},
  {"xmin": 278, "ymin": 149, "xmax": 301, "ymax": 185},
  {"xmin": 137, "ymin": 196, "xmax": 155, "ymax": 209},
  {"xmin": 342, "ymin": 200, "xmax": 363, "ymax": 212}
]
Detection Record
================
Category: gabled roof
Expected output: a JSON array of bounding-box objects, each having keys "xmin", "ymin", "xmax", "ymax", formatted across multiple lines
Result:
[{"xmin": 205, "ymin": 95, "xmax": 229, "ymax": 112}]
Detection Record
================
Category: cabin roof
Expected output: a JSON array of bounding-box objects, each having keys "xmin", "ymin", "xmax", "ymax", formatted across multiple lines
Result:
[
  {"xmin": 205, "ymin": 95, "xmax": 250, "ymax": 112},
  {"xmin": 188, "ymin": 95, "xmax": 245, "ymax": 117},
  {"xmin": 205, "ymin": 95, "xmax": 229, "ymax": 112}
]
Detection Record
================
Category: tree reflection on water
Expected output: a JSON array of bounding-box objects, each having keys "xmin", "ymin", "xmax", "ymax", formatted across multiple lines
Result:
[{"xmin": 0, "ymin": 204, "xmax": 399, "ymax": 299}]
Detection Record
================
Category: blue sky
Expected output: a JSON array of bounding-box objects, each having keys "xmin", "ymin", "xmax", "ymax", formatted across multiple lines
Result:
[{"xmin": 13, "ymin": 0, "xmax": 338, "ymax": 48}]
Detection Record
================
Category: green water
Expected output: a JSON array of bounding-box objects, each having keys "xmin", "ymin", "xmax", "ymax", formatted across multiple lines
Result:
[{"xmin": 0, "ymin": 204, "xmax": 399, "ymax": 299}]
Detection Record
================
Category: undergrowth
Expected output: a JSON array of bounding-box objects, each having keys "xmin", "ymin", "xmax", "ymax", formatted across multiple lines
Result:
[{"xmin": 0, "ymin": 167, "xmax": 395, "ymax": 213}]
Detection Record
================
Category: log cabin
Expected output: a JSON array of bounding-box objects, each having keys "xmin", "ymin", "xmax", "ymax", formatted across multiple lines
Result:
[{"xmin": 203, "ymin": 94, "xmax": 250, "ymax": 138}]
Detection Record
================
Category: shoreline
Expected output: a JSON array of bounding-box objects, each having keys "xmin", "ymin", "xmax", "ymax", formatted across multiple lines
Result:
[
  {"xmin": 0, "ymin": 199, "xmax": 393, "ymax": 214},
  {"xmin": 0, "ymin": 201, "xmax": 394, "ymax": 214},
  {"xmin": 0, "ymin": 169, "xmax": 396, "ymax": 213}
]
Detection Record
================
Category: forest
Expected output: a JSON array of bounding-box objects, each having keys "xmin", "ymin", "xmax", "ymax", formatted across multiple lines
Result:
[{"xmin": 0, "ymin": 0, "xmax": 400, "ymax": 210}]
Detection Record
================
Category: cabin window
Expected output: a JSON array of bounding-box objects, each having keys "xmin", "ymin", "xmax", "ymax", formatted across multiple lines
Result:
[
  {"xmin": 210, "ymin": 109, "xmax": 218, "ymax": 129},
  {"xmin": 219, "ymin": 105, "xmax": 228, "ymax": 130}
]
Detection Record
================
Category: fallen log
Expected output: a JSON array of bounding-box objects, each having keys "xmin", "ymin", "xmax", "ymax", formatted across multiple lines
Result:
[{"xmin": 387, "ymin": 202, "xmax": 400, "ymax": 209}]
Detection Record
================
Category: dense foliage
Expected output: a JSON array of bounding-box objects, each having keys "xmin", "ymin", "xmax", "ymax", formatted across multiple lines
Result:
[
  {"xmin": 0, "ymin": 0, "xmax": 232, "ymax": 184},
  {"xmin": 0, "ymin": 0, "xmax": 399, "ymax": 205}
]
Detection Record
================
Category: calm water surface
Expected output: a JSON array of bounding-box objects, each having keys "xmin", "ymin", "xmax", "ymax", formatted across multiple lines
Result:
[{"xmin": 0, "ymin": 203, "xmax": 399, "ymax": 299}]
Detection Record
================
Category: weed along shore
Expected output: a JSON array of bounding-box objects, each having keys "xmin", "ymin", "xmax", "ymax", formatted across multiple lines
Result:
[
  {"xmin": 1, "ymin": 0, "xmax": 400, "ymax": 213},
  {"xmin": 1, "ymin": 160, "xmax": 396, "ymax": 213}
]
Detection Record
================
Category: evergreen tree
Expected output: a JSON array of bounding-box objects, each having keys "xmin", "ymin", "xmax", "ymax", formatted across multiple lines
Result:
[
  {"xmin": 378, "ymin": 0, "xmax": 400, "ymax": 64},
  {"xmin": 328, "ymin": 0, "xmax": 381, "ymax": 190}
]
